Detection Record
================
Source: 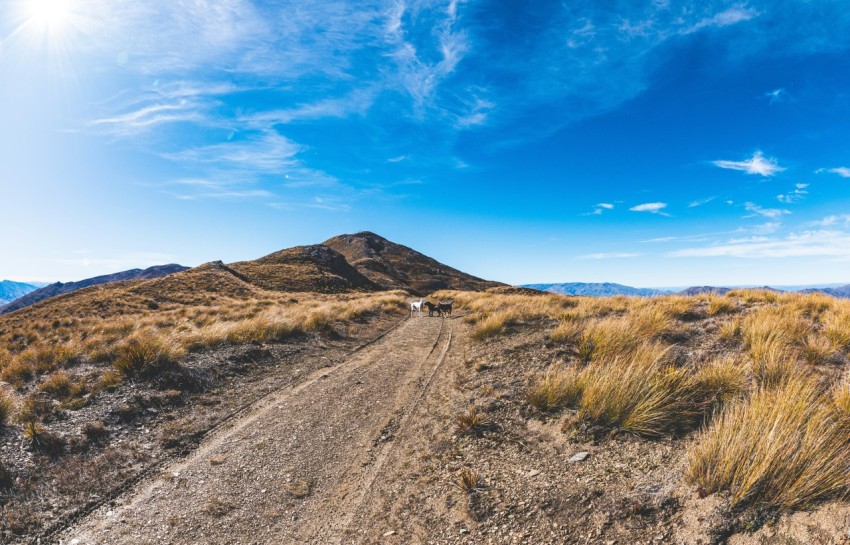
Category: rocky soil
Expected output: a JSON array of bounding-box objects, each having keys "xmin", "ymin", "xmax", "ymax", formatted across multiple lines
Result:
[{"xmin": 43, "ymin": 312, "xmax": 850, "ymax": 544}]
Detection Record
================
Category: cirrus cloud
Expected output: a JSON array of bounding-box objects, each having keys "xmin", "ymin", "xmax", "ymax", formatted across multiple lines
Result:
[{"xmin": 713, "ymin": 151, "xmax": 785, "ymax": 176}]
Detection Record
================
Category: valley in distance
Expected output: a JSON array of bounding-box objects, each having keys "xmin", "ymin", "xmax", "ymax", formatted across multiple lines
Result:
[{"xmin": 1, "ymin": 231, "xmax": 850, "ymax": 544}]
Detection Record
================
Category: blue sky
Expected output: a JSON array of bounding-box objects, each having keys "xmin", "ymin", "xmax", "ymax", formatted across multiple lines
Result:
[{"xmin": 2, "ymin": 0, "xmax": 850, "ymax": 287}]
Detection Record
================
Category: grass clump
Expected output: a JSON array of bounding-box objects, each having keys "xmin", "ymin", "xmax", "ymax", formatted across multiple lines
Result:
[
  {"xmin": 707, "ymin": 296, "xmax": 737, "ymax": 316},
  {"xmin": 455, "ymin": 406, "xmax": 487, "ymax": 433},
  {"xmin": 577, "ymin": 343, "xmax": 702, "ymax": 437},
  {"xmin": 686, "ymin": 376, "xmax": 850, "ymax": 510},
  {"xmin": 527, "ymin": 366, "xmax": 583, "ymax": 412},
  {"xmin": 113, "ymin": 336, "xmax": 184, "ymax": 378},
  {"xmin": 453, "ymin": 469, "xmax": 482, "ymax": 493},
  {"xmin": 0, "ymin": 391, "xmax": 14, "ymax": 426},
  {"xmin": 690, "ymin": 358, "xmax": 749, "ymax": 413}
]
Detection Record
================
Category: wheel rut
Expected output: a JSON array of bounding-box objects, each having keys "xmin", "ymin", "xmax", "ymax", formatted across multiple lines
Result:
[{"xmin": 58, "ymin": 315, "xmax": 453, "ymax": 545}]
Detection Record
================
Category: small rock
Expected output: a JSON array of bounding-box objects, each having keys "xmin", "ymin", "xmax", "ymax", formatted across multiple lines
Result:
[
  {"xmin": 70, "ymin": 540, "xmax": 80, "ymax": 545},
  {"xmin": 527, "ymin": 469, "xmax": 541, "ymax": 478},
  {"xmin": 383, "ymin": 530, "xmax": 396, "ymax": 537},
  {"xmin": 459, "ymin": 528, "xmax": 469, "ymax": 534},
  {"xmin": 569, "ymin": 452, "xmax": 589, "ymax": 463}
]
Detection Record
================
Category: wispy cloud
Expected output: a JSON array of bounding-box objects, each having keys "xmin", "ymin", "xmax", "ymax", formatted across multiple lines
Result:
[
  {"xmin": 670, "ymin": 230, "xmax": 850, "ymax": 259},
  {"xmin": 630, "ymin": 202, "xmax": 669, "ymax": 215},
  {"xmin": 810, "ymin": 214, "xmax": 850, "ymax": 228},
  {"xmin": 713, "ymin": 151, "xmax": 785, "ymax": 176},
  {"xmin": 777, "ymin": 183, "xmax": 808, "ymax": 203},
  {"xmin": 165, "ymin": 131, "xmax": 300, "ymax": 173},
  {"xmin": 587, "ymin": 202, "xmax": 615, "ymax": 215},
  {"xmin": 576, "ymin": 252, "xmax": 641, "ymax": 260},
  {"xmin": 743, "ymin": 202, "xmax": 790, "ymax": 219},
  {"xmin": 764, "ymin": 87, "xmax": 787, "ymax": 104},
  {"xmin": 685, "ymin": 5, "xmax": 760, "ymax": 33},
  {"xmin": 688, "ymin": 196, "xmax": 716, "ymax": 208},
  {"xmin": 817, "ymin": 167, "xmax": 850, "ymax": 178}
]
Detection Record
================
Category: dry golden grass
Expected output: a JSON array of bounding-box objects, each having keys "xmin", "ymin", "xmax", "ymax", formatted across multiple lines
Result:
[
  {"xmin": 454, "ymin": 406, "xmax": 487, "ymax": 433},
  {"xmin": 577, "ymin": 343, "xmax": 703, "ymax": 437},
  {"xmin": 0, "ymin": 288, "xmax": 407, "ymax": 392},
  {"xmin": 113, "ymin": 337, "xmax": 184, "ymax": 378},
  {"xmin": 453, "ymin": 289, "xmax": 850, "ymax": 512},
  {"xmin": 0, "ymin": 391, "xmax": 13, "ymax": 426},
  {"xmin": 453, "ymin": 468, "xmax": 482, "ymax": 493},
  {"xmin": 707, "ymin": 296, "xmax": 737, "ymax": 316},
  {"xmin": 690, "ymin": 357, "xmax": 750, "ymax": 411},
  {"xmin": 687, "ymin": 375, "xmax": 850, "ymax": 510},
  {"xmin": 527, "ymin": 365, "xmax": 583, "ymax": 412}
]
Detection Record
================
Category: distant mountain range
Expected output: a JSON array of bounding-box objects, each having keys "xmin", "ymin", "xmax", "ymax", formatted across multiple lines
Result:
[
  {"xmin": 0, "ymin": 280, "xmax": 40, "ymax": 305},
  {"xmin": 522, "ymin": 282, "xmax": 850, "ymax": 298},
  {"xmin": 522, "ymin": 282, "xmax": 668, "ymax": 297},
  {"xmin": 0, "ymin": 264, "xmax": 189, "ymax": 314}
]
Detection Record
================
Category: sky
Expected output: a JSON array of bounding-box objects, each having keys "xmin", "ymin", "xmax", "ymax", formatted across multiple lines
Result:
[{"xmin": 1, "ymin": 0, "xmax": 850, "ymax": 287}]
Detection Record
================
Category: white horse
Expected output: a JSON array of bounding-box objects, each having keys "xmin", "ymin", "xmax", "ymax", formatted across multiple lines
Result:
[{"xmin": 410, "ymin": 298, "xmax": 424, "ymax": 317}]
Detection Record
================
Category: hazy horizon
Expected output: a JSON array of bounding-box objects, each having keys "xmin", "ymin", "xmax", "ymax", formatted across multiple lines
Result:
[{"xmin": 3, "ymin": 1, "xmax": 850, "ymax": 286}]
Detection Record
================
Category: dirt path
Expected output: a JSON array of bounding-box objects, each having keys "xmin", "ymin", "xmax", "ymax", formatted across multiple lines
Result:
[{"xmin": 58, "ymin": 315, "xmax": 453, "ymax": 545}]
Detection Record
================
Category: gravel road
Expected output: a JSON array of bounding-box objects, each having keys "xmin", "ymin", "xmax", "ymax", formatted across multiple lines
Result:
[{"xmin": 58, "ymin": 315, "xmax": 452, "ymax": 545}]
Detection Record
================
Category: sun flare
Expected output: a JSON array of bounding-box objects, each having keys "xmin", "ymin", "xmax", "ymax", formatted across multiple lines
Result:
[{"xmin": 24, "ymin": 0, "xmax": 74, "ymax": 31}]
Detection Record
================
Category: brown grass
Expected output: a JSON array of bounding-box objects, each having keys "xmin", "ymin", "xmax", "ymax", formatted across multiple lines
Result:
[
  {"xmin": 687, "ymin": 376, "xmax": 850, "ymax": 510},
  {"xmin": 527, "ymin": 365, "xmax": 583, "ymax": 412},
  {"xmin": 454, "ymin": 469, "xmax": 482, "ymax": 493},
  {"xmin": 455, "ymin": 406, "xmax": 487, "ymax": 433}
]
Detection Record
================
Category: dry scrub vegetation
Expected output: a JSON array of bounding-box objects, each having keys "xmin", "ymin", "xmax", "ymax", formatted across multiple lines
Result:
[
  {"xmin": 0, "ymin": 279, "xmax": 406, "ymax": 539},
  {"xmin": 435, "ymin": 288, "xmax": 850, "ymax": 522},
  {"xmin": 0, "ymin": 289, "xmax": 407, "ymax": 393}
]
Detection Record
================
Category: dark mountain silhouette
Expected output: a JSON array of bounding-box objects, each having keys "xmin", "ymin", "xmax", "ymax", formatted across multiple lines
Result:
[
  {"xmin": 0, "ymin": 264, "xmax": 188, "ymax": 314},
  {"xmin": 0, "ymin": 280, "xmax": 39, "ymax": 305},
  {"xmin": 323, "ymin": 231, "xmax": 503, "ymax": 295}
]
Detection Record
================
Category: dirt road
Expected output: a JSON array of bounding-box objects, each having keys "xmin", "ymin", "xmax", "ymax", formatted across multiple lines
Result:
[{"xmin": 58, "ymin": 315, "xmax": 453, "ymax": 545}]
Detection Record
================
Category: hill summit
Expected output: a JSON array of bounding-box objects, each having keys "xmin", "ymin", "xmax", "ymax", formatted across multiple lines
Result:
[
  {"xmin": 324, "ymin": 231, "xmax": 501, "ymax": 295},
  {"xmin": 0, "ymin": 232, "xmax": 503, "ymax": 317}
]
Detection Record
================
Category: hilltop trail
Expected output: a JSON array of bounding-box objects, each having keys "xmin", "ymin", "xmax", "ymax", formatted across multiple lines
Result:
[{"xmin": 59, "ymin": 315, "xmax": 456, "ymax": 545}]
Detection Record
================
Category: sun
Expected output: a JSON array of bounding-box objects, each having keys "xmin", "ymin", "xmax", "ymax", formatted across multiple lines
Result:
[{"xmin": 24, "ymin": 0, "xmax": 75, "ymax": 32}]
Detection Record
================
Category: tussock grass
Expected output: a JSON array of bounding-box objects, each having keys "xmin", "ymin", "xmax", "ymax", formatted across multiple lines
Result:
[
  {"xmin": 0, "ymin": 392, "xmax": 14, "ymax": 426},
  {"xmin": 455, "ymin": 406, "xmax": 487, "ymax": 433},
  {"xmin": 707, "ymin": 296, "xmax": 737, "ymax": 316},
  {"xmin": 690, "ymin": 358, "xmax": 749, "ymax": 412},
  {"xmin": 527, "ymin": 366, "xmax": 583, "ymax": 412},
  {"xmin": 802, "ymin": 333, "xmax": 835, "ymax": 365},
  {"xmin": 687, "ymin": 376, "xmax": 850, "ymax": 510},
  {"xmin": 577, "ymin": 343, "xmax": 702, "ymax": 437},
  {"xmin": 454, "ymin": 469, "xmax": 482, "ymax": 493},
  {"xmin": 0, "ymin": 290, "xmax": 407, "ymax": 389},
  {"xmin": 823, "ymin": 310, "xmax": 850, "ymax": 350},
  {"xmin": 113, "ymin": 337, "xmax": 184, "ymax": 378}
]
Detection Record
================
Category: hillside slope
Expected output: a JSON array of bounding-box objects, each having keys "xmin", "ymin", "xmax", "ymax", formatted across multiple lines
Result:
[
  {"xmin": 324, "ymin": 231, "xmax": 503, "ymax": 295},
  {"xmin": 229, "ymin": 244, "xmax": 377, "ymax": 294},
  {"xmin": 0, "ymin": 264, "xmax": 188, "ymax": 314}
]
